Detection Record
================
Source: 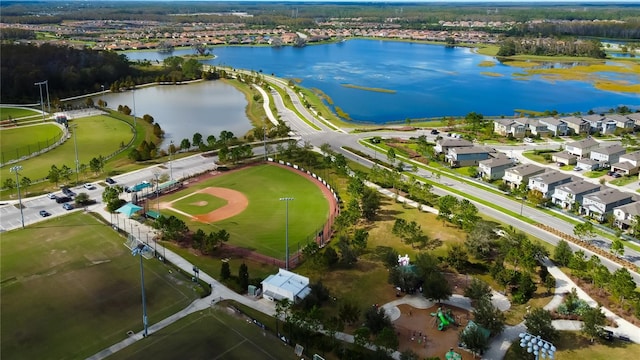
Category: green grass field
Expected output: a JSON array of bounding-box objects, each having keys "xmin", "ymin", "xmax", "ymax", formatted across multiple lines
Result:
[
  {"xmin": 0, "ymin": 106, "xmax": 40, "ymax": 121},
  {"xmin": 163, "ymin": 164, "xmax": 330, "ymax": 259},
  {"xmin": 108, "ymin": 307, "xmax": 300, "ymax": 360},
  {"xmin": 0, "ymin": 115, "xmax": 133, "ymax": 187},
  {"xmin": 172, "ymin": 192, "xmax": 228, "ymax": 215},
  {"xmin": 0, "ymin": 212, "xmax": 200, "ymax": 360},
  {"xmin": 0, "ymin": 124, "xmax": 64, "ymax": 162}
]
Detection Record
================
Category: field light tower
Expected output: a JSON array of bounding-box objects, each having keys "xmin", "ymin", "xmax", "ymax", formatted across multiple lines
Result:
[
  {"xmin": 132, "ymin": 243, "xmax": 151, "ymax": 337},
  {"xmin": 10, "ymin": 165, "xmax": 25, "ymax": 229},
  {"xmin": 519, "ymin": 332, "xmax": 556, "ymax": 360},
  {"xmin": 34, "ymin": 80, "xmax": 49, "ymax": 122},
  {"xmin": 279, "ymin": 197, "xmax": 294, "ymax": 270}
]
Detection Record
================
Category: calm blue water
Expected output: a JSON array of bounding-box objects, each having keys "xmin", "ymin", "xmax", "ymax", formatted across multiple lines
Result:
[{"xmin": 123, "ymin": 39, "xmax": 640, "ymax": 124}]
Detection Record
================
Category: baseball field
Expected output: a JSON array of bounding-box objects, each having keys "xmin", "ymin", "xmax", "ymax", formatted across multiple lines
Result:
[
  {"xmin": 0, "ymin": 212, "xmax": 201, "ymax": 359},
  {"xmin": 159, "ymin": 163, "xmax": 333, "ymax": 259}
]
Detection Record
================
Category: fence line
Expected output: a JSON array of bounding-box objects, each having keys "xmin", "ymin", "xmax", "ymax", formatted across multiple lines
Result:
[{"xmin": 0, "ymin": 124, "xmax": 68, "ymax": 167}]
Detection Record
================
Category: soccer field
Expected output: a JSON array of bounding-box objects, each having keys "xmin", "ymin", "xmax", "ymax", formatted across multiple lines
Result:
[
  {"xmin": 162, "ymin": 164, "xmax": 331, "ymax": 259},
  {"xmin": 108, "ymin": 307, "xmax": 300, "ymax": 360},
  {"xmin": 0, "ymin": 212, "xmax": 201, "ymax": 360}
]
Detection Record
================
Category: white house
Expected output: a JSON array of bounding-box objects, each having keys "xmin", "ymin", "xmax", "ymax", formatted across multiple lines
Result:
[
  {"xmin": 261, "ymin": 268, "xmax": 311, "ymax": 303},
  {"xmin": 551, "ymin": 180, "xmax": 600, "ymax": 209},
  {"xmin": 581, "ymin": 188, "xmax": 635, "ymax": 222},
  {"xmin": 590, "ymin": 144, "xmax": 626, "ymax": 166},
  {"xmin": 613, "ymin": 202, "xmax": 640, "ymax": 230},
  {"xmin": 528, "ymin": 170, "xmax": 574, "ymax": 198},
  {"xmin": 503, "ymin": 163, "xmax": 545, "ymax": 189},
  {"xmin": 564, "ymin": 137, "xmax": 599, "ymax": 159}
]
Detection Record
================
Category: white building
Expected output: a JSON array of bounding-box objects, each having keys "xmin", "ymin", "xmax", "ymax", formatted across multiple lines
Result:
[{"xmin": 261, "ymin": 268, "xmax": 311, "ymax": 303}]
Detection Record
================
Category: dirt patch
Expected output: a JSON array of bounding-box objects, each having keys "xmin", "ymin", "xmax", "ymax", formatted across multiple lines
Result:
[
  {"xmin": 393, "ymin": 304, "xmax": 473, "ymax": 359},
  {"xmin": 192, "ymin": 187, "xmax": 248, "ymax": 223}
]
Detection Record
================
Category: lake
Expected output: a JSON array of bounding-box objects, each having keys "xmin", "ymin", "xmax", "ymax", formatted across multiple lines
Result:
[
  {"xmin": 122, "ymin": 39, "xmax": 639, "ymax": 124},
  {"xmin": 102, "ymin": 81, "xmax": 253, "ymax": 144}
]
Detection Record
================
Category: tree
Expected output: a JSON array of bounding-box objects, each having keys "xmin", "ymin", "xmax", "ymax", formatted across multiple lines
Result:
[
  {"xmin": 437, "ymin": 195, "xmax": 458, "ymax": 225},
  {"xmin": 610, "ymin": 238, "xmax": 624, "ymax": 257},
  {"xmin": 48, "ymin": 165, "xmax": 60, "ymax": 186},
  {"xmin": 192, "ymin": 132, "xmax": 203, "ymax": 148},
  {"xmin": 60, "ymin": 165, "xmax": 72, "ymax": 182},
  {"xmin": 553, "ymin": 240, "xmax": 573, "ymax": 266},
  {"xmin": 3, "ymin": 178, "xmax": 15, "ymax": 197},
  {"xmin": 364, "ymin": 306, "xmax": 392, "ymax": 335},
  {"xmin": 422, "ymin": 270, "xmax": 452, "ymax": 303},
  {"xmin": 352, "ymin": 228, "xmax": 369, "ymax": 252},
  {"xmin": 19, "ymin": 176, "xmax": 31, "ymax": 195},
  {"xmin": 238, "ymin": 263, "xmax": 249, "ymax": 292},
  {"xmin": 459, "ymin": 323, "xmax": 490, "ymax": 357},
  {"xmin": 361, "ymin": 187, "xmax": 381, "ymax": 221},
  {"xmin": 180, "ymin": 138, "xmax": 191, "ymax": 150},
  {"xmin": 89, "ymin": 156, "xmax": 104, "ymax": 174},
  {"xmin": 472, "ymin": 298, "xmax": 505, "ymax": 336},
  {"xmin": 445, "ymin": 243, "xmax": 468, "ymax": 271},
  {"xmin": 323, "ymin": 247, "xmax": 339, "ymax": 267},
  {"xmin": 465, "ymin": 220, "xmax": 498, "ymax": 260},
  {"xmin": 374, "ymin": 326, "xmax": 399, "ymax": 352},
  {"xmin": 464, "ymin": 278, "xmax": 492, "ymax": 302},
  {"xmin": 220, "ymin": 261, "xmax": 231, "ymax": 280},
  {"xmin": 338, "ymin": 300, "xmax": 361, "ymax": 325},
  {"xmin": 610, "ymin": 268, "xmax": 636, "ymax": 302},
  {"xmin": 524, "ymin": 307, "xmax": 558, "ymax": 342},
  {"xmin": 75, "ymin": 192, "xmax": 91, "ymax": 206},
  {"xmin": 573, "ymin": 221, "xmax": 595, "ymax": 242},
  {"xmin": 386, "ymin": 148, "xmax": 396, "ymax": 164},
  {"xmin": 582, "ymin": 305, "xmax": 606, "ymax": 342},
  {"xmin": 102, "ymin": 185, "xmax": 123, "ymax": 204},
  {"xmin": 353, "ymin": 327, "xmax": 371, "ymax": 348}
]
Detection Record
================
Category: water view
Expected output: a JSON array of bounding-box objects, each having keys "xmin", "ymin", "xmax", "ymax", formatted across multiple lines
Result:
[
  {"xmin": 123, "ymin": 39, "xmax": 640, "ymax": 124},
  {"xmin": 102, "ymin": 81, "xmax": 252, "ymax": 144}
]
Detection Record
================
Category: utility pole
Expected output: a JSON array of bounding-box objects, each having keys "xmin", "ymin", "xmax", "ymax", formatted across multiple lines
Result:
[
  {"xmin": 169, "ymin": 140, "xmax": 174, "ymax": 181},
  {"xmin": 70, "ymin": 124, "xmax": 80, "ymax": 185},
  {"xmin": 279, "ymin": 197, "xmax": 294, "ymax": 270},
  {"xmin": 10, "ymin": 166, "xmax": 25, "ymax": 229},
  {"xmin": 34, "ymin": 81, "xmax": 47, "ymax": 122},
  {"xmin": 132, "ymin": 244, "xmax": 149, "ymax": 337}
]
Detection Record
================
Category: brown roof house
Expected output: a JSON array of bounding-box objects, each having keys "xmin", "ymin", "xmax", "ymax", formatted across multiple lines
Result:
[
  {"xmin": 551, "ymin": 180, "xmax": 601, "ymax": 209},
  {"xmin": 478, "ymin": 155, "xmax": 515, "ymax": 180},
  {"xmin": 503, "ymin": 163, "xmax": 546, "ymax": 189},
  {"xmin": 581, "ymin": 188, "xmax": 635, "ymax": 222},
  {"xmin": 528, "ymin": 170, "xmax": 575, "ymax": 198},
  {"xmin": 564, "ymin": 137, "xmax": 599, "ymax": 158},
  {"xmin": 611, "ymin": 150, "xmax": 640, "ymax": 176},
  {"xmin": 560, "ymin": 116, "xmax": 590, "ymax": 135},
  {"xmin": 552, "ymin": 151, "xmax": 578, "ymax": 166}
]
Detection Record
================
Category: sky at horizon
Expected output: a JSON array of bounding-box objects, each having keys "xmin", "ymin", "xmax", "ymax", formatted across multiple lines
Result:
[{"xmin": 14, "ymin": 0, "xmax": 640, "ymax": 3}]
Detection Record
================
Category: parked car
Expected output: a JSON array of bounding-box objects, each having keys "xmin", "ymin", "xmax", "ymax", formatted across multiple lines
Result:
[
  {"xmin": 62, "ymin": 203, "xmax": 74, "ymax": 210},
  {"xmin": 612, "ymin": 172, "xmax": 622, "ymax": 178},
  {"xmin": 524, "ymin": 137, "xmax": 533, "ymax": 143},
  {"xmin": 430, "ymin": 129, "xmax": 439, "ymax": 135},
  {"xmin": 62, "ymin": 187, "xmax": 76, "ymax": 197},
  {"xmin": 573, "ymin": 166, "xmax": 582, "ymax": 171},
  {"xmin": 39, "ymin": 210, "xmax": 51, "ymax": 217},
  {"xmin": 607, "ymin": 171, "xmax": 615, "ymax": 176},
  {"xmin": 83, "ymin": 183, "xmax": 95, "ymax": 190},
  {"xmin": 105, "ymin": 177, "xmax": 116, "ymax": 185},
  {"xmin": 47, "ymin": 193, "xmax": 57, "ymax": 200},
  {"xmin": 56, "ymin": 196, "xmax": 72, "ymax": 204}
]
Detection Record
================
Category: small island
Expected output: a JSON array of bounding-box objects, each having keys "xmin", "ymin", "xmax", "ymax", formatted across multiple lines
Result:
[{"xmin": 341, "ymin": 84, "xmax": 397, "ymax": 94}]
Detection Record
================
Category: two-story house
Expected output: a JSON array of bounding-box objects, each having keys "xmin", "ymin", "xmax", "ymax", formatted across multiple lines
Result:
[
  {"xmin": 528, "ymin": 170, "xmax": 575, "ymax": 198},
  {"xmin": 538, "ymin": 117, "xmax": 568, "ymax": 137},
  {"xmin": 582, "ymin": 114, "xmax": 617, "ymax": 135},
  {"xmin": 627, "ymin": 113, "xmax": 640, "ymax": 127},
  {"xmin": 478, "ymin": 155, "xmax": 515, "ymax": 180},
  {"xmin": 551, "ymin": 180, "xmax": 601, "ymax": 209},
  {"xmin": 564, "ymin": 137, "xmax": 599, "ymax": 159},
  {"xmin": 503, "ymin": 164, "xmax": 546, "ymax": 189},
  {"xmin": 493, "ymin": 119, "xmax": 526, "ymax": 138},
  {"xmin": 613, "ymin": 202, "xmax": 640, "ymax": 230},
  {"xmin": 551, "ymin": 151, "xmax": 577, "ymax": 166},
  {"xmin": 447, "ymin": 146, "xmax": 493, "ymax": 167},
  {"xmin": 561, "ymin": 116, "xmax": 590, "ymax": 135},
  {"xmin": 581, "ymin": 188, "xmax": 635, "ymax": 222},
  {"xmin": 611, "ymin": 150, "xmax": 640, "ymax": 176},
  {"xmin": 605, "ymin": 114, "xmax": 635, "ymax": 130},
  {"xmin": 524, "ymin": 118, "xmax": 550, "ymax": 137},
  {"xmin": 590, "ymin": 144, "xmax": 626, "ymax": 166},
  {"xmin": 435, "ymin": 138, "xmax": 473, "ymax": 154}
]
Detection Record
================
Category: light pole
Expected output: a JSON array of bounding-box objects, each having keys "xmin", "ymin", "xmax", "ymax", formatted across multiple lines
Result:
[
  {"xmin": 34, "ymin": 81, "xmax": 47, "ymax": 122},
  {"xmin": 132, "ymin": 243, "xmax": 150, "ymax": 337},
  {"xmin": 279, "ymin": 197, "xmax": 294, "ymax": 270},
  {"xmin": 70, "ymin": 124, "xmax": 80, "ymax": 185},
  {"xmin": 519, "ymin": 332, "xmax": 556, "ymax": 360},
  {"xmin": 10, "ymin": 165, "xmax": 25, "ymax": 229},
  {"xmin": 152, "ymin": 171, "xmax": 161, "ymax": 213},
  {"xmin": 131, "ymin": 87, "xmax": 137, "ymax": 128},
  {"xmin": 101, "ymin": 84, "xmax": 105, "ymax": 107},
  {"xmin": 169, "ymin": 141, "xmax": 174, "ymax": 181}
]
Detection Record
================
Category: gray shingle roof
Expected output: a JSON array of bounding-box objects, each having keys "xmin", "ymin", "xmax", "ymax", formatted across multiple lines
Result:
[{"xmin": 583, "ymin": 188, "xmax": 632, "ymax": 205}]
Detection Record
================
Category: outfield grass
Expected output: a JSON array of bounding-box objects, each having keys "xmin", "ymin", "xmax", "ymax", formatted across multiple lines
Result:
[
  {"xmin": 109, "ymin": 307, "xmax": 299, "ymax": 360},
  {"xmin": 0, "ymin": 124, "xmax": 64, "ymax": 162},
  {"xmin": 162, "ymin": 164, "xmax": 330, "ymax": 259},
  {"xmin": 0, "ymin": 106, "xmax": 40, "ymax": 121},
  {"xmin": 172, "ymin": 192, "xmax": 228, "ymax": 215},
  {"xmin": 0, "ymin": 212, "xmax": 200, "ymax": 360},
  {"xmin": 0, "ymin": 115, "xmax": 133, "ymax": 189}
]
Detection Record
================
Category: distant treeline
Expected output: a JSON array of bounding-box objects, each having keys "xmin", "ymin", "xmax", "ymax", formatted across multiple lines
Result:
[
  {"xmin": 497, "ymin": 37, "xmax": 607, "ymax": 58},
  {"xmin": 0, "ymin": 44, "xmax": 219, "ymax": 104}
]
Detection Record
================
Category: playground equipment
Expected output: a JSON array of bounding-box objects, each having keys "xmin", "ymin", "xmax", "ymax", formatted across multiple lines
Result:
[{"xmin": 431, "ymin": 307, "xmax": 456, "ymax": 331}]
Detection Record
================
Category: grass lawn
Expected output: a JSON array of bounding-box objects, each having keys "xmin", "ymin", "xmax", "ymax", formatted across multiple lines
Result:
[
  {"xmin": 172, "ymin": 192, "xmax": 228, "ymax": 215},
  {"xmin": 109, "ymin": 307, "xmax": 299, "ymax": 360},
  {"xmin": 160, "ymin": 164, "xmax": 330, "ymax": 259},
  {"xmin": 0, "ymin": 115, "xmax": 133, "ymax": 193},
  {"xmin": 504, "ymin": 331, "xmax": 640, "ymax": 360},
  {"xmin": 0, "ymin": 212, "xmax": 200, "ymax": 360},
  {"xmin": 0, "ymin": 124, "xmax": 64, "ymax": 162},
  {"xmin": 0, "ymin": 106, "xmax": 40, "ymax": 121}
]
